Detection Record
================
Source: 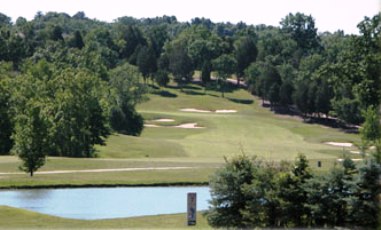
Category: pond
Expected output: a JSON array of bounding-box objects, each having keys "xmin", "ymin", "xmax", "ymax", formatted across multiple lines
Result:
[{"xmin": 0, "ymin": 186, "xmax": 210, "ymax": 220}]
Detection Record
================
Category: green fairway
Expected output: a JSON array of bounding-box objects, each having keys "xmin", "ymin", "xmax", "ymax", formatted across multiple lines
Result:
[{"xmin": 0, "ymin": 83, "xmax": 360, "ymax": 188}]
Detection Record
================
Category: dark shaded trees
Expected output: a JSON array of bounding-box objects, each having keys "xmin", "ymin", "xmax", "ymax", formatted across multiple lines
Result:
[
  {"xmin": 0, "ymin": 71, "xmax": 13, "ymax": 154},
  {"xmin": 207, "ymin": 155, "xmax": 256, "ymax": 228},
  {"xmin": 234, "ymin": 35, "xmax": 257, "ymax": 86},
  {"xmin": 212, "ymin": 54, "xmax": 237, "ymax": 97}
]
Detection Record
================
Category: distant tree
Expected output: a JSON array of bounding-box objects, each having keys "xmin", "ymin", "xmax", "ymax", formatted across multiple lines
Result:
[
  {"xmin": 262, "ymin": 62, "xmax": 282, "ymax": 104},
  {"xmin": 280, "ymin": 12, "xmax": 321, "ymax": 56},
  {"xmin": 212, "ymin": 54, "xmax": 237, "ymax": 97},
  {"xmin": 360, "ymin": 106, "xmax": 381, "ymax": 143},
  {"xmin": 0, "ymin": 13, "xmax": 11, "ymax": 27},
  {"xmin": 294, "ymin": 80, "xmax": 310, "ymax": 118},
  {"xmin": 72, "ymin": 11, "xmax": 86, "ymax": 20},
  {"xmin": 69, "ymin": 31, "xmax": 84, "ymax": 49},
  {"xmin": 50, "ymin": 25, "xmax": 64, "ymax": 41},
  {"xmin": 154, "ymin": 70, "xmax": 170, "ymax": 87},
  {"xmin": 268, "ymin": 83, "xmax": 281, "ymax": 108},
  {"xmin": 0, "ymin": 76, "xmax": 13, "ymax": 154},
  {"xmin": 234, "ymin": 36, "xmax": 257, "ymax": 86},
  {"xmin": 279, "ymin": 80, "xmax": 294, "ymax": 106},
  {"xmin": 201, "ymin": 60, "xmax": 212, "ymax": 83},
  {"xmin": 118, "ymin": 25, "xmax": 147, "ymax": 60},
  {"xmin": 137, "ymin": 45, "xmax": 157, "ymax": 83},
  {"xmin": 166, "ymin": 40, "xmax": 193, "ymax": 88}
]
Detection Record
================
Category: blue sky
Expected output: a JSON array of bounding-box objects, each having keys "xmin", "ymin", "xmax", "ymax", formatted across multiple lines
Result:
[{"xmin": 1, "ymin": 0, "xmax": 380, "ymax": 34}]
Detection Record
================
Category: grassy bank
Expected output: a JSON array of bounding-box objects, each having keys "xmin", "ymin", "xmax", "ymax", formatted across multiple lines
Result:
[{"xmin": 0, "ymin": 206, "xmax": 211, "ymax": 229}]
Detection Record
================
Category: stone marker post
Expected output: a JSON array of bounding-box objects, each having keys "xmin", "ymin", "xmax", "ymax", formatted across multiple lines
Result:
[{"xmin": 187, "ymin": 192, "xmax": 197, "ymax": 226}]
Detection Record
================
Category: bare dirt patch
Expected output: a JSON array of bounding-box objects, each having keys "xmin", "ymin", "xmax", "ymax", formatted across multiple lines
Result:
[{"xmin": 325, "ymin": 142, "xmax": 353, "ymax": 147}]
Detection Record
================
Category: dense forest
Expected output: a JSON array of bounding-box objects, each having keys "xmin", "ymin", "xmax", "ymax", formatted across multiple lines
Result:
[{"xmin": 0, "ymin": 11, "xmax": 380, "ymax": 175}]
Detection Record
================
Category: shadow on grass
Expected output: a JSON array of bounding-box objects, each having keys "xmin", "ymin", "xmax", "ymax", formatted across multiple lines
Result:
[
  {"xmin": 228, "ymin": 98, "xmax": 254, "ymax": 105},
  {"xmin": 265, "ymin": 103, "xmax": 360, "ymax": 134},
  {"xmin": 183, "ymin": 90, "xmax": 205, "ymax": 96},
  {"xmin": 151, "ymin": 90, "xmax": 178, "ymax": 98}
]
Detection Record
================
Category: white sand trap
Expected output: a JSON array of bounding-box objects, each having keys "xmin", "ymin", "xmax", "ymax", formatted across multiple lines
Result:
[
  {"xmin": 215, "ymin": 110, "xmax": 237, "ymax": 113},
  {"xmin": 180, "ymin": 108, "xmax": 237, "ymax": 113},
  {"xmin": 325, "ymin": 142, "xmax": 353, "ymax": 147},
  {"xmin": 175, "ymin": 123, "xmax": 204, "ymax": 129},
  {"xmin": 154, "ymin": 119, "xmax": 175, "ymax": 122},
  {"xmin": 350, "ymin": 151, "xmax": 361, "ymax": 154},
  {"xmin": 337, "ymin": 158, "xmax": 363, "ymax": 162},
  {"xmin": 180, "ymin": 108, "xmax": 211, "ymax": 113},
  {"xmin": 144, "ymin": 124, "xmax": 161, "ymax": 128}
]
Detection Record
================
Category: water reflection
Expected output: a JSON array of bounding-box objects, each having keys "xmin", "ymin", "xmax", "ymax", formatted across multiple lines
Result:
[{"xmin": 0, "ymin": 187, "xmax": 210, "ymax": 220}]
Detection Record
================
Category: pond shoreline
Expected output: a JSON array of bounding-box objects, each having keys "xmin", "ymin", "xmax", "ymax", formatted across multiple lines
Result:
[{"xmin": 0, "ymin": 181, "xmax": 209, "ymax": 190}]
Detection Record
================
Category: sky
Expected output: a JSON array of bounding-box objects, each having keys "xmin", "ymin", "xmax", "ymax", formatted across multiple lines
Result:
[{"xmin": 1, "ymin": 0, "xmax": 380, "ymax": 34}]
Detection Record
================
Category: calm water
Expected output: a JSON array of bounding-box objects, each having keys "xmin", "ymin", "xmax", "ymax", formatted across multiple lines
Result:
[{"xmin": 0, "ymin": 186, "xmax": 210, "ymax": 220}]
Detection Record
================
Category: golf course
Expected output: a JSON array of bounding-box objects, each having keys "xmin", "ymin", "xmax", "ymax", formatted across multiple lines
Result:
[{"xmin": 0, "ymin": 81, "xmax": 361, "ymax": 228}]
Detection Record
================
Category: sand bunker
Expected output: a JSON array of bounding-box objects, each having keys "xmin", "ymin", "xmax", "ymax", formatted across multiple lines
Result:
[
  {"xmin": 180, "ymin": 108, "xmax": 237, "ymax": 113},
  {"xmin": 180, "ymin": 108, "xmax": 211, "ymax": 113},
  {"xmin": 154, "ymin": 119, "xmax": 175, "ymax": 122},
  {"xmin": 175, "ymin": 123, "xmax": 204, "ymax": 129},
  {"xmin": 144, "ymin": 124, "xmax": 161, "ymax": 128},
  {"xmin": 325, "ymin": 142, "xmax": 353, "ymax": 147},
  {"xmin": 215, "ymin": 110, "xmax": 237, "ymax": 113},
  {"xmin": 337, "ymin": 158, "xmax": 363, "ymax": 162},
  {"xmin": 144, "ymin": 122, "xmax": 204, "ymax": 129}
]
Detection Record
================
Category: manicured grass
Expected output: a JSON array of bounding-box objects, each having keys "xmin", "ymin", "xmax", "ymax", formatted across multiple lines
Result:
[
  {"xmin": 0, "ymin": 206, "xmax": 211, "ymax": 229},
  {"xmin": 0, "ymin": 83, "xmax": 360, "ymax": 188},
  {"xmin": 0, "ymin": 82, "xmax": 362, "ymax": 228}
]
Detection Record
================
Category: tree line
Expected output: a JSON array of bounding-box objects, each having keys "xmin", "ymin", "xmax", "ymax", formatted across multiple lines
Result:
[
  {"xmin": 207, "ymin": 109, "xmax": 381, "ymax": 228},
  {"xmin": 207, "ymin": 154, "xmax": 380, "ymax": 228},
  {"xmin": 0, "ymin": 11, "xmax": 379, "ymax": 175}
]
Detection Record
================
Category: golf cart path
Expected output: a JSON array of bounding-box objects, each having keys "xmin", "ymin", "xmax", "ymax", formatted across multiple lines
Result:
[{"xmin": 0, "ymin": 166, "xmax": 196, "ymax": 175}]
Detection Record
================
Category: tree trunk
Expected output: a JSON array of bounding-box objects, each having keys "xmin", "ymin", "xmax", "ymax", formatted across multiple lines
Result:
[{"xmin": 30, "ymin": 170, "xmax": 34, "ymax": 177}]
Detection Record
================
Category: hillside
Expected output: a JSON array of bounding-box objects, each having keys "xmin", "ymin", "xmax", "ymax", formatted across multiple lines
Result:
[{"xmin": 100, "ymin": 81, "xmax": 359, "ymax": 164}]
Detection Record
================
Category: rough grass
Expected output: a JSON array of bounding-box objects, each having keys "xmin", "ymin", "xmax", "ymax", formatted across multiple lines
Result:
[{"xmin": 0, "ymin": 205, "xmax": 211, "ymax": 229}]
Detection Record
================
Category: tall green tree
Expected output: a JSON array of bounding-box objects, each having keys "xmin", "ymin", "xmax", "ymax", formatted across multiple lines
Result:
[
  {"xmin": 207, "ymin": 155, "xmax": 256, "ymax": 228},
  {"xmin": 13, "ymin": 101, "xmax": 48, "ymax": 176},
  {"xmin": 351, "ymin": 159, "xmax": 381, "ymax": 228},
  {"xmin": 279, "ymin": 154, "xmax": 312, "ymax": 227},
  {"xmin": 109, "ymin": 63, "xmax": 146, "ymax": 136}
]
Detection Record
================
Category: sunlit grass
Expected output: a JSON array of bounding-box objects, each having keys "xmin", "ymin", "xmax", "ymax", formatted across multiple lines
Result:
[{"xmin": 0, "ymin": 206, "xmax": 211, "ymax": 229}]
